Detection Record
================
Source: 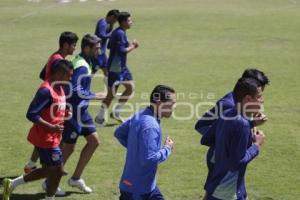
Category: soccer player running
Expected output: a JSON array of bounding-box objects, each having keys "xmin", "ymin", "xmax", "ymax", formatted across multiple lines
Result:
[
  {"xmin": 194, "ymin": 69, "xmax": 269, "ymax": 200},
  {"xmin": 95, "ymin": 11, "xmax": 139, "ymax": 125},
  {"xmin": 39, "ymin": 31, "xmax": 79, "ymax": 81},
  {"xmin": 115, "ymin": 85, "xmax": 176, "ymax": 200},
  {"xmin": 2, "ymin": 60, "xmax": 73, "ymax": 200},
  {"xmin": 24, "ymin": 31, "xmax": 78, "ymax": 175},
  {"xmin": 200, "ymin": 78, "xmax": 266, "ymax": 200},
  {"xmin": 60, "ymin": 34, "xmax": 106, "ymax": 193},
  {"xmin": 94, "ymin": 9, "xmax": 120, "ymax": 78}
]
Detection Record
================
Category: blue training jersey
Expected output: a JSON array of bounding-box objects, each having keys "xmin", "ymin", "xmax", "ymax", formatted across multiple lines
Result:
[
  {"xmin": 195, "ymin": 91, "xmax": 235, "ymax": 135},
  {"xmin": 195, "ymin": 91, "xmax": 255, "ymax": 192},
  {"xmin": 201, "ymin": 108, "xmax": 260, "ymax": 200},
  {"xmin": 95, "ymin": 18, "xmax": 112, "ymax": 55},
  {"xmin": 66, "ymin": 53, "xmax": 95, "ymax": 121},
  {"xmin": 107, "ymin": 27, "xmax": 129, "ymax": 73},
  {"xmin": 114, "ymin": 107, "xmax": 172, "ymax": 194}
]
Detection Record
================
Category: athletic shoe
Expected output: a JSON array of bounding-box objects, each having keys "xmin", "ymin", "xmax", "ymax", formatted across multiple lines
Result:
[
  {"xmin": 2, "ymin": 178, "xmax": 12, "ymax": 200},
  {"xmin": 94, "ymin": 116, "xmax": 106, "ymax": 126},
  {"xmin": 42, "ymin": 180, "xmax": 66, "ymax": 196},
  {"xmin": 68, "ymin": 178, "xmax": 92, "ymax": 193},
  {"xmin": 110, "ymin": 112, "xmax": 124, "ymax": 123}
]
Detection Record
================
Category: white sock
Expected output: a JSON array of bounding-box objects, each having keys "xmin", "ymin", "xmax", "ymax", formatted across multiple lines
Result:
[
  {"xmin": 97, "ymin": 104, "xmax": 107, "ymax": 119},
  {"xmin": 44, "ymin": 196, "xmax": 55, "ymax": 200},
  {"xmin": 26, "ymin": 160, "xmax": 36, "ymax": 168},
  {"xmin": 11, "ymin": 176, "xmax": 25, "ymax": 190},
  {"xmin": 113, "ymin": 102, "xmax": 125, "ymax": 117}
]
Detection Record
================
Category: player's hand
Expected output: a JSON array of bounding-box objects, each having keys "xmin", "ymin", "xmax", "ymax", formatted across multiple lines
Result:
[
  {"xmin": 66, "ymin": 110, "xmax": 73, "ymax": 119},
  {"xmin": 95, "ymin": 91, "xmax": 107, "ymax": 100},
  {"xmin": 50, "ymin": 124, "xmax": 64, "ymax": 133},
  {"xmin": 253, "ymin": 112, "xmax": 268, "ymax": 126},
  {"xmin": 164, "ymin": 135, "xmax": 174, "ymax": 149},
  {"xmin": 132, "ymin": 39, "xmax": 139, "ymax": 48},
  {"xmin": 254, "ymin": 130, "xmax": 265, "ymax": 146}
]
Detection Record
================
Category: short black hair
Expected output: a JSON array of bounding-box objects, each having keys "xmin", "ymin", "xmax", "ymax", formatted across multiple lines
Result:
[
  {"xmin": 59, "ymin": 31, "xmax": 78, "ymax": 48},
  {"xmin": 51, "ymin": 59, "xmax": 73, "ymax": 76},
  {"xmin": 107, "ymin": 9, "xmax": 120, "ymax": 17},
  {"xmin": 117, "ymin": 11, "xmax": 131, "ymax": 25},
  {"xmin": 81, "ymin": 34, "xmax": 101, "ymax": 51},
  {"xmin": 233, "ymin": 78, "xmax": 260, "ymax": 102},
  {"xmin": 242, "ymin": 68, "xmax": 270, "ymax": 86},
  {"xmin": 150, "ymin": 85, "xmax": 175, "ymax": 104}
]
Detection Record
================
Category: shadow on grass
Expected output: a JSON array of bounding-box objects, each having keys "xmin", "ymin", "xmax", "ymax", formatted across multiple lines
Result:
[
  {"xmin": 1, "ymin": 176, "xmax": 85, "ymax": 199},
  {"xmin": 0, "ymin": 191, "xmax": 83, "ymax": 200},
  {"xmin": 105, "ymin": 123, "xmax": 119, "ymax": 127}
]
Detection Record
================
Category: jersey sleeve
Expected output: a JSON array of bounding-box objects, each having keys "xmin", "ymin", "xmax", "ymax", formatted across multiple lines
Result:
[{"xmin": 26, "ymin": 88, "xmax": 52, "ymax": 123}]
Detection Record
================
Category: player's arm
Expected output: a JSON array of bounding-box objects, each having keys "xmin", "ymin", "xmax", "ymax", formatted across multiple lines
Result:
[
  {"xmin": 231, "ymin": 121, "xmax": 264, "ymax": 168},
  {"xmin": 139, "ymin": 128, "xmax": 172, "ymax": 166},
  {"xmin": 249, "ymin": 112, "xmax": 268, "ymax": 128},
  {"xmin": 195, "ymin": 105, "xmax": 217, "ymax": 135},
  {"xmin": 200, "ymin": 120, "xmax": 217, "ymax": 147},
  {"xmin": 195, "ymin": 99, "xmax": 233, "ymax": 135},
  {"xmin": 71, "ymin": 66, "xmax": 106, "ymax": 100},
  {"xmin": 26, "ymin": 88, "xmax": 63, "ymax": 133},
  {"xmin": 99, "ymin": 22, "xmax": 112, "ymax": 38},
  {"xmin": 39, "ymin": 64, "xmax": 47, "ymax": 80},
  {"xmin": 118, "ymin": 33, "xmax": 138, "ymax": 54},
  {"xmin": 114, "ymin": 119, "xmax": 131, "ymax": 148}
]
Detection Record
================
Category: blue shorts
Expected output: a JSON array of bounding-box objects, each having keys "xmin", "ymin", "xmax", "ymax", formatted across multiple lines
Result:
[
  {"xmin": 62, "ymin": 112, "xmax": 97, "ymax": 144},
  {"xmin": 206, "ymin": 194, "xmax": 247, "ymax": 200},
  {"xmin": 36, "ymin": 147, "xmax": 63, "ymax": 167},
  {"xmin": 108, "ymin": 70, "xmax": 133, "ymax": 88},
  {"xmin": 120, "ymin": 187, "xmax": 164, "ymax": 200}
]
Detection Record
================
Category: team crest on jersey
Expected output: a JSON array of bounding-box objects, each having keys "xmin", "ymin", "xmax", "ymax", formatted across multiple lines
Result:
[
  {"xmin": 70, "ymin": 132, "xmax": 78, "ymax": 139},
  {"xmin": 52, "ymin": 152, "xmax": 61, "ymax": 161}
]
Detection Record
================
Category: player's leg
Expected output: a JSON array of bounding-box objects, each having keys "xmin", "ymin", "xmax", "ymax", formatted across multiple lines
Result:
[
  {"xmin": 71, "ymin": 132, "xmax": 99, "ymax": 178},
  {"xmin": 119, "ymin": 190, "xmax": 133, "ymax": 200},
  {"xmin": 24, "ymin": 147, "xmax": 39, "ymax": 174},
  {"xmin": 2, "ymin": 147, "xmax": 58, "ymax": 199},
  {"xmin": 147, "ymin": 187, "xmax": 165, "ymax": 200},
  {"xmin": 202, "ymin": 193, "xmax": 207, "ymax": 200},
  {"xmin": 45, "ymin": 165, "xmax": 64, "ymax": 197},
  {"xmin": 61, "ymin": 142, "xmax": 76, "ymax": 164},
  {"xmin": 95, "ymin": 71, "xmax": 120, "ymax": 125},
  {"xmin": 40, "ymin": 147, "xmax": 64, "ymax": 198},
  {"xmin": 95, "ymin": 86, "xmax": 116, "ymax": 125},
  {"xmin": 111, "ymin": 70, "xmax": 134, "ymax": 122},
  {"xmin": 22, "ymin": 147, "xmax": 51, "ymax": 182},
  {"xmin": 68, "ymin": 117, "xmax": 99, "ymax": 193},
  {"xmin": 61, "ymin": 120, "xmax": 79, "ymax": 164}
]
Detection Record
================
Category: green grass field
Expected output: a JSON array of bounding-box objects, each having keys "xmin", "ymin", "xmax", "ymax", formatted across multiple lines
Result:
[{"xmin": 1, "ymin": 0, "xmax": 300, "ymax": 199}]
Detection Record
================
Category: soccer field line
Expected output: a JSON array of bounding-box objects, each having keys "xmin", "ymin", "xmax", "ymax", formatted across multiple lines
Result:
[
  {"xmin": 13, "ymin": 0, "xmax": 117, "ymax": 22},
  {"xmin": 11, "ymin": 4, "xmax": 58, "ymax": 22},
  {"xmin": 267, "ymin": 0, "xmax": 298, "ymax": 13}
]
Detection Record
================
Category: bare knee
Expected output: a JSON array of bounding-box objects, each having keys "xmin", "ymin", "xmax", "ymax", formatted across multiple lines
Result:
[
  {"xmin": 86, "ymin": 133, "xmax": 100, "ymax": 148},
  {"xmin": 124, "ymin": 82, "xmax": 135, "ymax": 94}
]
